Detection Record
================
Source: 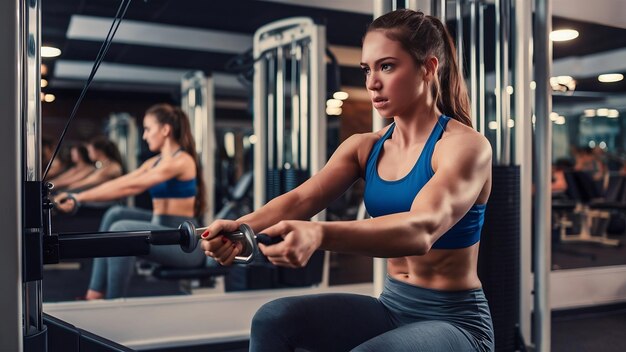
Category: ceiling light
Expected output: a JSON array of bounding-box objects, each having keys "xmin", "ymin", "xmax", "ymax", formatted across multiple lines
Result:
[
  {"xmin": 583, "ymin": 109, "xmax": 596, "ymax": 117},
  {"xmin": 333, "ymin": 91, "xmax": 349, "ymax": 100},
  {"xmin": 508, "ymin": 119, "xmax": 515, "ymax": 128},
  {"xmin": 598, "ymin": 73, "xmax": 624, "ymax": 83},
  {"xmin": 506, "ymin": 86, "xmax": 514, "ymax": 95},
  {"xmin": 326, "ymin": 107, "xmax": 342, "ymax": 116},
  {"xmin": 41, "ymin": 64, "xmax": 48, "ymax": 75},
  {"xmin": 550, "ymin": 112, "xmax": 559, "ymax": 121},
  {"xmin": 555, "ymin": 116, "xmax": 566, "ymax": 125},
  {"xmin": 550, "ymin": 29, "xmax": 579, "ymax": 42},
  {"xmin": 607, "ymin": 109, "xmax": 619, "ymax": 118},
  {"xmin": 41, "ymin": 79, "xmax": 48, "ymax": 88},
  {"xmin": 248, "ymin": 135, "xmax": 258, "ymax": 145},
  {"xmin": 550, "ymin": 75, "xmax": 576, "ymax": 92},
  {"xmin": 488, "ymin": 121, "xmax": 498, "ymax": 130},
  {"xmin": 41, "ymin": 46, "xmax": 62, "ymax": 58},
  {"xmin": 597, "ymin": 108, "xmax": 609, "ymax": 117},
  {"xmin": 43, "ymin": 94, "xmax": 55, "ymax": 103},
  {"xmin": 530, "ymin": 81, "xmax": 536, "ymax": 90},
  {"xmin": 326, "ymin": 99, "xmax": 343, "ymax": 108}
]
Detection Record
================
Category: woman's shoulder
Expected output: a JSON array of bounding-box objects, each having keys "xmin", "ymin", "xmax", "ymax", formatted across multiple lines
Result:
[
  {"xmin": 441, "ymin": 118, "xmax": 490, "ymax": 148},
  {"xmin": 434, "ymin": 119, "xmax": 492, "ymax": 165}
]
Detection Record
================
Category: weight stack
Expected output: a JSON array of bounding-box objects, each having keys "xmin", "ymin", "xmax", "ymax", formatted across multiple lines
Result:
[
  {"xmin": 266, "ymin": 168, "xmax": 281, "ymax": 201},
  {"xmin": 478, "ymin": 165, "xmax": 520, "ymax": 352}
]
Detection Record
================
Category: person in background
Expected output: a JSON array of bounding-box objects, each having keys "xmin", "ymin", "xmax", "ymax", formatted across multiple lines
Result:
[
  {"xmin": 65, "ymin": 136, "xmax": 124, "ymax": 192},
  {"xmin": 55, "ymin": 103, "xmax": 207, "ymax": 300},
  {"xmin": 49, "ymin": 143, "xmax": 95, "ymax": 191}
]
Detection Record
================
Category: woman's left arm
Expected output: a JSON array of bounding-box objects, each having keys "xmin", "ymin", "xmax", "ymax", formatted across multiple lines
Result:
[
  {"xmin": 73, "ymin": 156, "xmax": 188, "ymax": 203},
  {"xmin": 261, "ymin": 133, "xmax": 492, "ymax": 267}
]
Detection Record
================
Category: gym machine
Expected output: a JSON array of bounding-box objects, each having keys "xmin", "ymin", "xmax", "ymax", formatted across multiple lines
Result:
[{"xmin": 252, "ymin": 17, "xmax": 328, "ymax": 288}]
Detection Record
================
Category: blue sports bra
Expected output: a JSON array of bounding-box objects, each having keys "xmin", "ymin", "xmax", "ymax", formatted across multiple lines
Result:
[
  {"xmin": 148, "ymin": 149, "xmax": 197, "ymax": 199},
  {"xmin": 363, "ymin": 115, "xmax": 486, "ymax": 249}
]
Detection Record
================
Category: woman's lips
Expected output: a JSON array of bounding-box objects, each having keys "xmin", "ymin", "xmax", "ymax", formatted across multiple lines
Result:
[{"xmin": 373, "ymin": 98, "xmax": 388, "ymax": 109}]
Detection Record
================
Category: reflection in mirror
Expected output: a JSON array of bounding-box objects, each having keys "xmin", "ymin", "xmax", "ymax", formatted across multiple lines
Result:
[
  {"xmin": 41, "ymin": 1, "xmax": 375, "ymax": 303},
  {"xmin": 549, "ymin": 15, "xmax": 626, "ymax": 270}
]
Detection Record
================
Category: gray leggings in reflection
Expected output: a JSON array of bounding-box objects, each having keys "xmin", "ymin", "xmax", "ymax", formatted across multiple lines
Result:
[
  {"xmin": 89, "ymin": 205, "xmax": 205, "ymax": 299},
  {"xmin": 250, "ymin": 276, "xmax": 494, "ymax": 352}
]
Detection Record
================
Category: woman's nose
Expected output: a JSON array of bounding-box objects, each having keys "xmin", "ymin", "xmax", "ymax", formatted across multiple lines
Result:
[{"xmin": 366, "ymin": 74, "xmax": 381, "ymax": 91}]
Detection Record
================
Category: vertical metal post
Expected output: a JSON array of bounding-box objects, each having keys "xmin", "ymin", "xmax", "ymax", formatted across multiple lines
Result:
[
  {"xmin": 181, "ymin": 72, "xmax": 215, "ymax": 225},
  {"xmin": 22, "ymin": 0, "xmax": 43, "ymax": 346},
  {"xmin": 534, "ymin": 0, "xmax": 552, "ymax": 350},
  {"xmin": 299, "ymin": 42, "xmax": 309, "ymax": 171},
  {"xmin": 291, "ymin": 43, "xmax": 301, "ymax": 169},
  {"xmin": 1, "ymin": 0, "xmax": 22, "ymax": 349},
  {"xmin": 514, "ymin": 0, "xmax": 533, "ymax": 342},
  {"xmin": 253, "ymin": 49, "xmax": 268, "ymax": 209},
  {"xmin": 276, "ymin": 45, "xmax": 286, "ymax": 171},
  {"xmin": 469, "ymin": 0, "xmax": 478, "ymax": 129},
  {"xmin": 432, "ymin": 0, "xmax": 447, "ymax": 24},
  {"xmin": 455, "ymin": 0, "xmax": 464, "ymax": 76},
  {"xmin": 495, "ymin": 0, "xmax": 511, "ymax": 165},
  {"xmin": 478, "ymin": 2, "xmax": 486, "ymax": 135}
]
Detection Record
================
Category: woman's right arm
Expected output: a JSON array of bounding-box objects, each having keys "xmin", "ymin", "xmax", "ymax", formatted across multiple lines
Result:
[
  {"xmin": 201, "ymin": 133, "xmax": 374, "ymax": 264},
  {"xmin": 51, "ymin": 167, "xmax": 95, "ymax": 189},
  {"xmin": 68, "ymin": 163, "xmax": 122, "ymax": 190}
]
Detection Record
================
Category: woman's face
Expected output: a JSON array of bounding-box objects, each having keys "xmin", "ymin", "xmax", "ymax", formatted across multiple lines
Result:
[
  {"xmin": 142, "ymin": 114, "xmax": 168, "ymax": 152},
  {"xmin": 361, "ymin": 30, "xmax": 429, "ymax": 118}
]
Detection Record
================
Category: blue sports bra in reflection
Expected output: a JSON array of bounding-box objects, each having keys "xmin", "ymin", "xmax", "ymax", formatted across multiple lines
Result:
[
  {"xmin": 148, "ymin": 149, "xmax": 197, "ymax": 199},
  {"xmin": 363, "ymin": 116, "xmax": 486, "ymax": 249}
]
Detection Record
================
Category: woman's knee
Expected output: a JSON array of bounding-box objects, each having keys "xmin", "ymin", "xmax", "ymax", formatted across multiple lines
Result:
[
  {"xmin": 100, "ymin": 206, "xmax": 127, "ymax": 230},
  {"xmin": 109, "ymin": 220, "xmax": 144, "ymax": 232},
  {"xmin": 251, "ymin": 298, "xmax": 299, "ymax": 332}
]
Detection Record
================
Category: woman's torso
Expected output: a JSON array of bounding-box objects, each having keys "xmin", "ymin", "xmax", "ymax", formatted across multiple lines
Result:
[
  {"xmin": 148, "ymin": 151, "xmax": 197, "ymax": 217},
  {"xmin": 360, "ymin": 117, "xmax": 491, "ymax": 291}
]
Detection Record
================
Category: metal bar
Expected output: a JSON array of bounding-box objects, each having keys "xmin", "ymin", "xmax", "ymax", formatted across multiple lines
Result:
[
  {"xmin": 470, "ymin": 0, "xmax": 478, "ymax": 129},
  {"xmin": 478, "ymin": 2, "xmax": 486, "ymax": 135},
  {"xmin": 267, "ymin": 52, "xmax": 276, "ymax": 172},
  {"xmin": 253, "ymin": 37, "xmax": 267, "ymax": 208},
  {"xmin": 373, "ymin": 0, "xmax": 393, "ymax": 19},
  {"xmin": 291, "ymin": 42, "xmax": 300, "ymax": 169},
  {"xmin": 514, "ymin": 0, "xmax": 533, "ymax": 343},
  {"xmin": 534, "ymin": 0, "xmax": 552, "ymax": 350},
  {"xmin": 500, "ymin": 0, "xmax": 511, "ymax": 165},
  {"xmin": 22, "ymin": 0, "xmax": 42, "ymax": 337},
  {"xmin": 495, "ymin": 0, "xmax": 502, "ymax": 163},
  {"xmin": 299, "ymin": 42, "xmax": 309, "ymax": 171},
  {"xmin": 456, "ymin": 0, "xmax": 464, "ymax": 76},
  {"xmin": 432, "ymin": 0, "xmax": 447, "ymax": 24},
  {"xmin": 276, "ymin": 45, "xmax": 286, "ymax": 170}
]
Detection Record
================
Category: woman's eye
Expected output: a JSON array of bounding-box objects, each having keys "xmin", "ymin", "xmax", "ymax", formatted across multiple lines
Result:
[
  {"xmin": 381, "ymin": 63, "xmax": 393, "ymax": 72},
  {"xmin": 361, "ymin": 67, "xmax": 370, "ymax": 75}
]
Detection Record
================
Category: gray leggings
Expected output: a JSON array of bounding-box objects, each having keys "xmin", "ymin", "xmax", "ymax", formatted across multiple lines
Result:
[
  {"xmin": 88, "ymin": 205, "xmax": 205, "ymax": 299},
  {"xmin": 250, "ymin": 276, "xmax": 494, "ymax": 352}
]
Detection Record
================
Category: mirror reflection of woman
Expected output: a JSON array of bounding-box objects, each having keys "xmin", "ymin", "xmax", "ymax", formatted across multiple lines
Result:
[
  {"xmin": 48, "ymin": 144, "xmax": 95, "ymax": 191},
  {"xmin": 56, "ymin": 103, "xmax": 207, "ymax": 299},
  {"xmin": 65, "ymin": 136, "xmax": 124, "ymax": 192}
]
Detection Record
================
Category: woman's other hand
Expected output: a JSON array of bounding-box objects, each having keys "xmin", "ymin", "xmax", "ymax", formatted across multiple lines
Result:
[
  {"xmin": 54, "ymin": 192, "xmax": 76, "ymax": 213},
  {"xmin": 259, "ymin": 220, "xmax": 323, "ymax": 268}
]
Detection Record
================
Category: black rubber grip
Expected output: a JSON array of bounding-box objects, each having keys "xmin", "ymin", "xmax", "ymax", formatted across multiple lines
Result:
[{"xmin": 256, "ymin": 233, "xmax": 284, "ymax": 246}]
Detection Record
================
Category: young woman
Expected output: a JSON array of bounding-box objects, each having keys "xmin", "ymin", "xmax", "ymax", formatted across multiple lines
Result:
[
  {"xmin": 65, "ymin": 136, "xmax": 124, "ymax": 192},
  {"xmin": 56, "ymin": 103, "xmax": 207, "ymax": 300},
  {"xmin": 201, "ymin": 9, "xmax": 493, "ymax": 352},
  {"xmin": 49, "ymin": 144, "xmax": 95, "ymax": 191}
]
